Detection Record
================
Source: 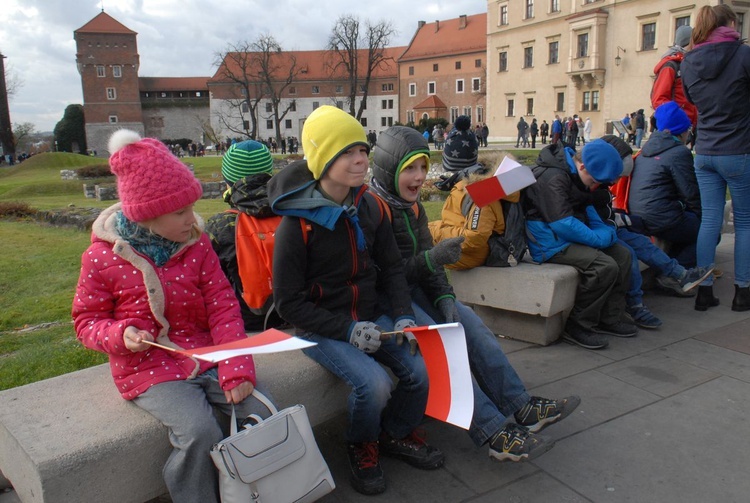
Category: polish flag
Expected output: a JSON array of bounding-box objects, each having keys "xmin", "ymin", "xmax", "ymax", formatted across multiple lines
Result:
[
  {"xmin": 171, "ymin": 329, "xmax": 316, "ymax": 362},
  {"xmin": 406, "ymin": 323, "xmax": 474, "ymax": 430},
  {"xmin": 465, "ymin": 156, "xmax": 536, "ymax": 208}
]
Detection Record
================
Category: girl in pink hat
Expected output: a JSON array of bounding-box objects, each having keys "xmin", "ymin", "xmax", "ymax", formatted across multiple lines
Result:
[{"xmin": 72, "ymin": 129, "xmax": 272, "ymax": 503}]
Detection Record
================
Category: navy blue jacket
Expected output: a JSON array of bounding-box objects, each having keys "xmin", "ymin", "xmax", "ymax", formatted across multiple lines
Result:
[
  {"xmin": 682, "ymin": 40, "xmax": 750, "ymax": 155},
  {"xmin": 628, "ymin": 131, "xmax": 701, "ymax": 234}
]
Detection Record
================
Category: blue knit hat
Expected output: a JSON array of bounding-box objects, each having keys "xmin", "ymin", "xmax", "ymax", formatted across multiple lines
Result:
[
  {"xmin": 581, "ymin": 139, "xmax": 623, "ymax": 184},
  {"xmin": 655, "ymin": 101, "xmax": 692, "ymax": 136},
  {"xmin": 221, "ymin": 140, "xmax": 274, "ymax": 184}
]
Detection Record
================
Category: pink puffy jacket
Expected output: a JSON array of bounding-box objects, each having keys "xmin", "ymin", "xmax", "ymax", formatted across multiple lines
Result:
[{"xmin": 73, "ymin": 205, "xmax": 256, "ymax": 400}]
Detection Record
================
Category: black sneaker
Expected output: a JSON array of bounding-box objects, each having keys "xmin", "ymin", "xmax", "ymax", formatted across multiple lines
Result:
[
  {"xmin": 379, "ymin": 429, "xmax": 445, "ymax": 470},
  {"xmin": 514, "ymin": 395, "xmax": 582, "ymax": 433},
  {"xmin": 563, "ymin": 324, "xmax": 609, "ymax": 349},
  {"xmin": 488, "ymin": 423, "xmax": 554, "ymax": 462},
  {"xmin": 347, "ymin": 441, "xmax": 385, "ymax": 495},
  {"xmin": 592, "ymin": 322, "xmax": 638, "ymax": 338}
]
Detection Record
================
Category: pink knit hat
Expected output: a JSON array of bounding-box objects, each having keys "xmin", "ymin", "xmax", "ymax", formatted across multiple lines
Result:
[{"xmin": 108, "ymin": 130, "xmax": 203, "ymax": 222}]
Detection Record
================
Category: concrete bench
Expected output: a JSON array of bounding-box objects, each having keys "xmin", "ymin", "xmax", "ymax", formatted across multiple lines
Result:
[
  {"xmin": 449, "ymin": 262, "xmax": 579, "ymax": 346},
  {"xmin": 0, "ymin": 351, "xmax": 348, "ymax": 503}
]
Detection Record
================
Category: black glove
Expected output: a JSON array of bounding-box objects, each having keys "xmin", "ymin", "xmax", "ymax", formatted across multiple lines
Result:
[
  {"xmin": 428, "ymin": 237, "xmax": 465, "ymax": 267},
  {"xmin": 348, "ymin": 321, "xmax": 385, "ymax": 354},
  {"xmin": 590, "ymin": 188, "xmax": 612, "ymax": 209},
  {"xmin": 436, "ymin": 298, "xmax": 460, "ymax": 323}
]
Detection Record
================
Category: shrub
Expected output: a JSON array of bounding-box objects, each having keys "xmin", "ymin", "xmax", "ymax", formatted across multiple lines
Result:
[
  {"xmin": 0, "ymin": 202, "xmax": 38, "ymax": 218},
  {"xmin": 76, "ymin": 164, "xmax": 113, "ymax": 179}
]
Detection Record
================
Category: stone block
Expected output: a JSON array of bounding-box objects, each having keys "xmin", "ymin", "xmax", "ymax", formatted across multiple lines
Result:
[
  {"xmin": 82, "ymin": 184, "xmax": 96, "ymax": 198},
  {"xmin": 95, "ymin": 185, "xmax": 118, "ymax": 201},
  {"xmin": 474, "ymin": 305, "xmax": 564, "ymax": 346}
]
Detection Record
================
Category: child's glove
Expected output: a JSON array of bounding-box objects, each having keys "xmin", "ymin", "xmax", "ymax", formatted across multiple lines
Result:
[
  {"xmin": 613, "ymin": 212, "xmax": 632, "ymax": 228},
  {"xmin": 393, "ymin": 318, "xmax": 419, "ymax": 356},
  {"xmin": 436, "ymin": 298, "xmax": 460, "ymax": 323},
  {"xmin": 428, "ymin": 237, "xmax": 465, "ymax": 267},
  {"xmin": 348, "ymin": 322, "xmax": 385, "ymax": 354}
]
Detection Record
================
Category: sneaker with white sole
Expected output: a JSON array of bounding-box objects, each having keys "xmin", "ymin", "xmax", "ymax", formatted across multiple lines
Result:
[
  {"xmin": 488, "ymin": 423, "xmax": 554, "ymax": 462},
  {"xmin": 679, "ymin": 266, "xmax": 715, "ymax": 292}
]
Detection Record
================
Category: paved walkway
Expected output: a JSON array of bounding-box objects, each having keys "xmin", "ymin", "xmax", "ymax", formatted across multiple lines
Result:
[
  {"xmin": 2, "ymin": 235, "xmax": 745, "ymax": 503},
  {"xmin": 314, "ymin": 233, "xmax": 750, "ymax": 503}
]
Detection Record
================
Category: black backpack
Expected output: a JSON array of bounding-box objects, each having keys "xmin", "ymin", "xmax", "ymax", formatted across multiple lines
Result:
[{"xmin": 485, "ymin": 199, "xmax": 528, "ymax": 267}]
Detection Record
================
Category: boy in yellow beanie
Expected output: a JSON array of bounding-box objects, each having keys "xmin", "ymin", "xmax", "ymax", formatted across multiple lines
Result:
[{"xmin": 268, "ymin": 106, "xmax": 444, "ymax": 495}]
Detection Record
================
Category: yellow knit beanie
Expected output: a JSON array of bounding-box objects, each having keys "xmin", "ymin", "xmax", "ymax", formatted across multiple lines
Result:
[{"xmin": 302, "ymin": 106, "xmax": 369, "ymax": 179}]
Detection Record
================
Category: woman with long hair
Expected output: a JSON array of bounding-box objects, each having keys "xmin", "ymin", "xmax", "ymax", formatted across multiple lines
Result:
[{"xmin": 681, "ymin": 4, "xmax": 750, "ymax": 311}]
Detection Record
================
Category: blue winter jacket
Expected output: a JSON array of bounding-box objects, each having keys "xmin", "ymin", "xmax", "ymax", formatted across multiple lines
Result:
[
  {"xmin": 522, "ymin": 143, "xmax": 617, "ymax": 263},
  {"xmin": 682, "ymin": 39, "xmax": 750, "ymax": 155}
]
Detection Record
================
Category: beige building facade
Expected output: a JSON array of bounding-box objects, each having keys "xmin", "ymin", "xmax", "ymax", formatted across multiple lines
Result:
[{"xmin": 485, "ymin": 0, "xmax": 743, "ymax": 141}]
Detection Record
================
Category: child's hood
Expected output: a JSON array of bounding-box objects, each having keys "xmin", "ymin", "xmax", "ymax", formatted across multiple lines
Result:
[{"xmin": 371, "ymin": 126, "xmax": 431, "ymax": 196}]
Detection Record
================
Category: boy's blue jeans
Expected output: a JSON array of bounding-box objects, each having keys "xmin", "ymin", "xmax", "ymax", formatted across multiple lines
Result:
[
  {"xmin": 410, "ymin": 287, "xmax": 530, "ymax": 447},
  {"xmin": 300, "ymin": 314, "xmax": 429, "ymax": 444},
  {"xmin": 695, "ymin": 154, "xmax": 750, "ymax": 287}
]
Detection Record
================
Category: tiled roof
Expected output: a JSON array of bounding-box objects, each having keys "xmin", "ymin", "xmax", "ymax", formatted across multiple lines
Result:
[
  {"xmin": 209, "ymin": 46, "xmax": 406, "ymax": 84},
  {"xmin": 75, "ymin": 12, "xmax": 136, "ymax": 35},
  {"xmin": 139, "ymin": 77, "xmax": 209, "ymax": 92},
  {"xmin": 400, "ymin": 13, "xmax": 486, "ymax": 61},
  {"xmin": 414, "ymin": 95, "xmax": 447, "ymax": 109}
]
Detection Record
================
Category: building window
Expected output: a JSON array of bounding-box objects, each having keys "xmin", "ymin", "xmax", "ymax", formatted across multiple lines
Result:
[
  {"xmin": 409, "ymin": 66, "xmax": 414, "ymax": 76},
  {"xmin": 507, "ymin": 99, "xmax": 515, "ymax": 117},
  {"xmin": 477, "ymin": 106, "xmax": 484, "ymax": 123},
  {"xmin": 525, "ymin": 0, "xmax": 534, "ymax": 19},
  {"xmin": 577, "ymin": 33, "xmax": 589, "ymax": 58},
  {"xmin": 312, "ymin": 101, "xmax": 319, "ymax": 110},
  {"xmin": 463, "ymin": 106, "xmax": 472, "ymax": 117},
  {"xmin": 196, "ymin": 91, "xmax": 202, "ymax": 97},
  {"xmin": 524, "ymin": 47, "xmax": 534, "ymax": 68},
  {"xmin": 407, "ymin": 110, "xmax": 415, "ymax": 124},
  {"xmin": 106, "ymin": 87, "xmax": 116, "ymax": 100},
  {"xmin": 450, "ymin": 107, "xmax": 459, "ymax": 123},
  {"xmin": 582, "ymin": 91, "xmax": 590, "ymax": 111},
  {"xmin": 455, "ymin": 61, "xmax": 462, "ymax": 70},
  {"xmin": 500, "ymin": 5, "xmax": 508, "ymax": 26},
  {"xmin": 381, "ymin": 99, "xmax": 394, "ymax": 109},
  {"xmin": 472, "ymin": 78, "xmax": 481, "ymax": 92},
  {"xmin": 549, "ymin": 41, "xmax": 559, "ymax": 64},
  {"xmin": 285, "ymin": 119, "xmax": 292, "ymax": 129},
  {"xmin": 556, "ymin": 92, "xmax": 565, "ymax": 112},
  {"xmin": 428, "ymin": 81, "xmax": 436, "ymax": 95},
  {"xmin": 456, "ymin": 79, "xmax": 465, "ymax": 93},
  {"xmin": 382, "ymin": 117, "xmax": 387, "ymax": 127},
  {"xmin": 527, "ymin": 98, "xmax": 534, "ymax": 115},
  {"xmin": 592, "ymin": 90, "xmax": 599, "ymax": 111},
  {"xmin": 289, "ymin": 101, "xmax": 296, "ymax": 112},
  {"xmin": 96, "ymin": 65, "xmax": 105, "ymax": 77},
  {"xmin": 160, "ymin": 92, "xmax": 167, "ymax": 98},
  {"xmin": 499, "ymin": 51, "xmax": 508, "ymax": 72},
  {"xmin": 360, "ymin": 117, "xmax": 368, "ymax": 127},
  {"xmin": 266, "ymin": 120, "xmax": 273, "ymax": 129},
  {"xmin": 675, "ymin": 15, "xmax": 691, "ymax": 32},
  {"xmin": 312, "ymin": 85, "xmax": 320, "ymax": 94},
  {"xmin": 359, "ymin": 84, "xmax": 367, "ymax": 92},
  {"xmin": 433, "ymin": 63, "xmax": 439, "ymax": 72},
  {"xmin": 112, "ymin": 65, "xmax": 122, "ymax": 78},
  {"xmin": 409, "ymin": 83, "xmax": 416, "ymax": 96},
  {"xmin": 336, "ymin": 101, "xmax": 344, "ymax": 109},
  {"xmin": 642, "ymin": 22, "xmax": 656, "ymax": 51},
  {"xmin": 243, "ymin": 120, "xmax": 250, "ymax": 130},
  {"xmin": 265, "ymin": 102, "xmax": 273, "ymax": 112},
  {"xmin": 108, "ymin": 115, "xmax": 118, "ymax": 124},
  {"xmin": 475, "ymin": 58, "xmax": 482, "ymax": 68},
  {"xmin": 737, "ymin": 13, "xmax": 745, "ymax": 38},
  {"xmin": 383, "ymin": 83, "xmax": 394, "ymax": 91},
  {"xmin": 241, "ymin": 102, "xmax": 249, "ymax": 113},
  {"xmin": 333, "ymin": 85, "xmax": 342, "ymax": 94},
  {"xmin": 550, "ymin": 0, "xmax": 559, "ymax": 13},
  {"xmin": 289, "ymin": 86, "xmax": 296, "ymax": 95}
]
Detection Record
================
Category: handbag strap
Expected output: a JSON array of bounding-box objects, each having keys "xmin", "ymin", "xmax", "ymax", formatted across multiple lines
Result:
[{"xmin": 229, "ymin": 388, "xmax": 279, "ymax": 435}]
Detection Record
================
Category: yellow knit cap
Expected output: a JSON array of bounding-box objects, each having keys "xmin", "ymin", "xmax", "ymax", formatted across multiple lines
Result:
[{"xmin": 302, "ymin": 106, "xmax": 369, "ymax": 180}]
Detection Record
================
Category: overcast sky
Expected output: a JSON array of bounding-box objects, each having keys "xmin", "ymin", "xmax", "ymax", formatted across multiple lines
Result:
[{"xmin": 2, "ymin": 0, "xmax": 487, "ymax": 133}]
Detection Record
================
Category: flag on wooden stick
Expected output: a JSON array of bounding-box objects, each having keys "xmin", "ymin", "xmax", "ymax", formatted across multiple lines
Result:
[{"xmin": 465, "ymin": 156, "xmax": 536, "ymax": 208}]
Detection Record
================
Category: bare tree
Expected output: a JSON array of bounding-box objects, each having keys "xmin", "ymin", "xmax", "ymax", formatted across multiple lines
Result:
[
  {"xmin": 251, "ymin": 35, "xmax": 301, "ymax": 147},
  {"xmin": 213, "ymin": 42, "xmax": 264, "ymax": 140},
  {"xmin": 12, "ymin": 122, "xmax": 35, "ymax": 152},
  {"xmin": 326, "ymin": 15, "xmax": 396, "ymax": 120}
]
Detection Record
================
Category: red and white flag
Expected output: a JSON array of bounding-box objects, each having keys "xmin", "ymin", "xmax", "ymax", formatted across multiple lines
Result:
[
  {"xmin": 406, "ymin": 323, "xmax": 474, "ymax": 430},
  {"xmin": 465, "ymin": 156, "xmax": 536, "ymax": 208},
  {"xmin": 170, "ymin": 329, "xmax": 315, "ymax": 362}
]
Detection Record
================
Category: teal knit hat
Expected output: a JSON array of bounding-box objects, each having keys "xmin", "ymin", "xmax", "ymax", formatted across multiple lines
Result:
[{"xmin": 221, "ymin": 140, "xmax": 274, "ymax": 184}]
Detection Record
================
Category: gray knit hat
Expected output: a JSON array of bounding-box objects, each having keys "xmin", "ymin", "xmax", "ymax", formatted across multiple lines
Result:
[{"xmin": 674, "ymin": 25, "xmax": 692, "ymax": 48}]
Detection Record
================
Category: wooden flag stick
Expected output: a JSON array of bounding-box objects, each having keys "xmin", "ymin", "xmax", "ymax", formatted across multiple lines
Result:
[{"xmin": 141, "ymin": 340, "xmax": 178, "ymax": 352}]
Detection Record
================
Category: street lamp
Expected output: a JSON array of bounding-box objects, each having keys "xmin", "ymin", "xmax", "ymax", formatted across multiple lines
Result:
[{"xmin": 615, "ymin": 46, "xmax": 626, "ymax": 67}]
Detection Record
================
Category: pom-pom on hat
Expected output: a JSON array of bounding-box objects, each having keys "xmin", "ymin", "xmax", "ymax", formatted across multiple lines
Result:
[
  {"xmin": 442, "ymin": 115, "xmax": 479, "ymax": 172},
  {"xmin": 580, "ymin": 139, "xmax": 623, "ymax": 184},
  {"xmin": 654, "ymin": 101, "xmax": 692, "ymax": 136},
  {"xmin": 301, "ymin": 105, "xmax": 369, "ymax": 180},
  {"xmin": 108, "ymin": 129, "xmax": 203, "ymax": 222},
  {"xmin": 221, "ymin": 140, "xmax": 273, "ymax": 185}
]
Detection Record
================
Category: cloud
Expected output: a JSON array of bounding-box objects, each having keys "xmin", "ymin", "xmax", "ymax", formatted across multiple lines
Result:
[{"xmin": 2, "ymin": 0, "xmax": 485, "ymax": 132}]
